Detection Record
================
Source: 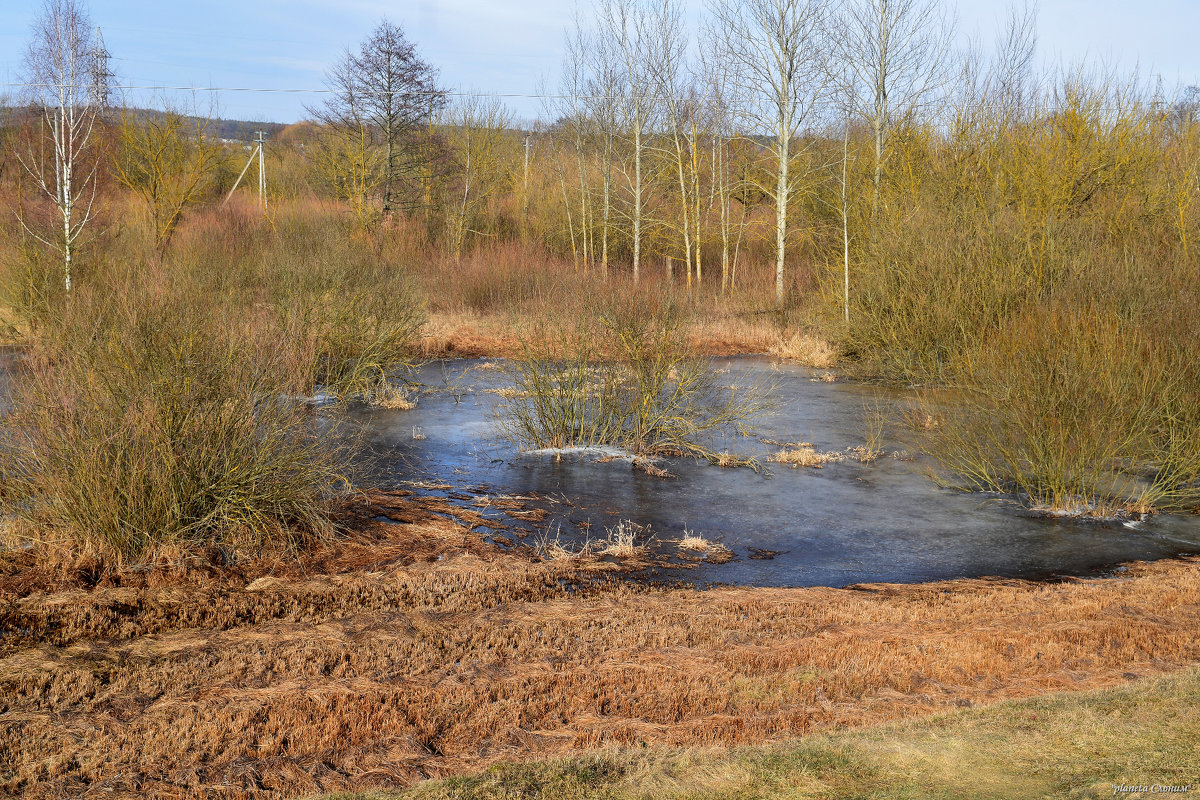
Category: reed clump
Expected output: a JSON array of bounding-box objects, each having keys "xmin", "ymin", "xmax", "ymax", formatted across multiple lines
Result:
[
  {"xmin": 769, "ymin": 331, "xmax": 837, "ymax": 367},
  {"xmin": 498, "ymin": 297, "xmax": 771, "ymax": 466},
  {"xmin": 768, "ymin": 446, "xmax": 843, "ymax": 468},
  {"xmin": 595, "ymin": 520, "xmax": 650, "ymax": 557}
]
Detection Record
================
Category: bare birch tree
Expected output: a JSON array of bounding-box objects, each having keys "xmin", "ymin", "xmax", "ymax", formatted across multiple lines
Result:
[
  {"xmin": 16, "ymin": 0, "xmax": 110, "ymax": 292},
  {"xmin": 561, "ymin": 20, "xmax": 595, "ymax": 271},
  {"xmin": 830, "ymin": 0, "xmax": 954, "ymax": 206},
  {"xmin": 698, "ymin": 38, "xmax": 751, "ymax": 294},
  {"xmin": 710, "ymin": 0, "xmax": 830, "ymax": 306},
  {"xmin": 648, "ymin": 0, "xmax": 700, "ymax": 286},
  {"xmin": 598, "ymin": 0, "xmax": 659, "ymax": 283},
  {"xmin": 584, "ymin": 27, "xmax": 622, "ymax": 279}
]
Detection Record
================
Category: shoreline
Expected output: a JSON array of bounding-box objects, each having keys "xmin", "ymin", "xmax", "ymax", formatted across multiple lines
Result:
[{"xmin": 2, "ymin": 489, "xmax": 1198, "ymax": 798}]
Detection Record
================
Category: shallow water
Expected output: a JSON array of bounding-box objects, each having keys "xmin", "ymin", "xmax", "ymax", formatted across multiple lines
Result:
[{"xmin": 356, "ymin": 357, "xmax": 1200, "ymax": 588}]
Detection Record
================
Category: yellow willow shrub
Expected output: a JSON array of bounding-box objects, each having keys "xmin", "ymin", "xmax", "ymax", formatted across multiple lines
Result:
[
  {"xmin": 997, "ymin": 77, "xmax": 1165, "ymax": 271},
  {"xmin": 498, "ymin": 296, "xmax": 772, "ymax": 466},
  {"xmin": 111, "ymin": 108, "xmax": 227, "ymax": 249},
  {"xmin": 837, "ymin": 75, "xmax": 1185, "ymax": 383},
  {"xmin": 0, "ymin": 285, "xmax": 351, "ymax": 560},
  {"xmin": 919, "ymin": 304, "xmax": 1200, "ymax": 515}
]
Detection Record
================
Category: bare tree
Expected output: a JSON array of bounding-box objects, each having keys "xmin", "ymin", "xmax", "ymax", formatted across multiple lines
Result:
[
  {"xmin": 991, "ymin": 2, "xmax": 1039, "ymax": 123},
  {"xmin": 313, "ymin": 20, "xmax": 444, "ymax": 217},
  {"xmin": 598, "ymin": 0, "xmax": 660, "ymax": 283},
  {"xmin": 698, "ymin": 39, "xmax": 751, "ymax": 294},
  {"xmin": 830, "ymin": 0, "xmax": 954, "ymax": 206},
  {"xmin": 709, "ymin": 0, "xmax": 830, "ymax": 306},
  {"xmin": 558, "ymin": 19, "xmax": 595, "ymax": 271},
  {"xmin": 584, "ymin": 26, "xmax": 621, "ymax": 279},
  {"xmin": 444, "ymin": 94, "xmax": 514, "ymax": 261},
  {"xmin": 649, "ymin": 0, "xmax": 707, "ymax": 288},
  {"xmin": 112, "ymin": 104, "xmax": 226, "ymax": 248},
  {"xmin": 16, "ymin": 0, "xmax": 110, "ymax": 292}
]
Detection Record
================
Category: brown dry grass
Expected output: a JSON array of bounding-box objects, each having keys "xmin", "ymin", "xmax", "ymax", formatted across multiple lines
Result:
[
  {"xmin": 418, "ymin": 310, "xmax": 780, "ymax": 360},
  {"xmin": 1, "ymin": 502, "xmax": 1198, "ymax": 799},
  {"xmin": 768, "ymin": 446, "xmax": 844, "ymax": 468},
  {"xmin": 769, "ymin": 331, "xmax": 838, "ymax": 367},
  {"xmin": 417, "ymin": 312, "xmax": 525, "ymax": 359}
]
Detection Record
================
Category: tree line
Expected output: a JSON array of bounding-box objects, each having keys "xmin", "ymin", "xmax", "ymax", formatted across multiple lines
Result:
[{"xmin": 5, "ymin": 0, "xmax": 1200, "ymax": 316}]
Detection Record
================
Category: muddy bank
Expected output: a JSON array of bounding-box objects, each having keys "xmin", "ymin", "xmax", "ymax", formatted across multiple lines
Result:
[{"xmin": 2, "ymin": 499, "xmax": 1198, "ymax": 799}]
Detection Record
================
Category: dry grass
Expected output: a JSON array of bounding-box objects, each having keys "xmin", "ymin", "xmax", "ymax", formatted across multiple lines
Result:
[
  {"xmin": 595, "ymin": 521, "xmax": 650, "ymax": 558},
  {"xmin": 368, "ymin": 382, "xmax": 419, "ymax": 410},
  {"xmin": 768, "ymin": 446, "xmax": 845, "ymax": 468},
  {"xmin": 677, "ymin": 532, "xmax": 711, "ymax": 551},
  {"xmin": 419, "ymin": 310, "xmax": 782, "ymax": 361},
  {"xmin": 710, "ymin": 450, "xmax": 739, "ymax": 467},
  {"xmin": 417, "ymin": 311, "xmax": 525, "ymax": 359},
  {"xmin": 531, "ymin": 525, "xmax": 590, "ymax": 561},
  {"xmin": 328, "ymin": 667, "xmax": 1200, "ymax": 799},
  {"xmin": 676, "ymin": 531, "xmax": 732, "ymax": 562},
  {"xmin": 2, "ymin": 496, "xmax": 1198, "ymax": 799},
  {"xmin": 769, "ymin": 332, "xmax": 837, "ymax": 368}
]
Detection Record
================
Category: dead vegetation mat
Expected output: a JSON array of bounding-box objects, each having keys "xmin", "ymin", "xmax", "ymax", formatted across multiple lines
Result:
[{"xmin": 1, "ymin": 492, "xmax": 1198, "ymax": 799}]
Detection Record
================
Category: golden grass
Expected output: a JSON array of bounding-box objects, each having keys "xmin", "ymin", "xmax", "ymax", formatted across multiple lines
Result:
[
  {"xmin": 2, "ymin": 493, "xmax": 1198, "ymax": 799},
  {"xmin": 676, "ymin": 531, "xmax": 733, "ymax": 563},
  {"xmin": 417, "ymin": 311, "xmax": 525, "ymax": 359},
  {"xmin": 768, "ymin": 446, "xmax": 844, "ymax": 468},
  {"xmin": 769, "ymin": 332, "xmax": 838, "ymax": 368},
  {"xmin": 368, "ymin": 382, "xmax": 419, "ymax": 410},
  {"xmin": 331, "ymin": 667, "xmax": 1200, "ymax": 799},
  {"xmin": 419, "ymin": 310, "xmax": 783, "ymax": 361},
  {"xmin": 595, "ymin": 520, "xmax": 649, "ymax": 558},
  {"xmin": 677, "ymin": 531, "xmax": 713, "ymax": 551}
]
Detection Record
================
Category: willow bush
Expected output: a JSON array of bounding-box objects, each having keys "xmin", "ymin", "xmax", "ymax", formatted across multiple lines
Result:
[
  {"xmin": 0, "ymin": 284, "xmax": 352, "ymax": 561},
  {"xmin": 498, "ymin": 298, "xmax": 771, "ymax": 466},
  {"xmin": 824, "ymin": 75, "xmax": 1200, "ymax": 514},
  {"xmin": 171, "ymin": 203, "xmax": 425, "ymax": 403}
]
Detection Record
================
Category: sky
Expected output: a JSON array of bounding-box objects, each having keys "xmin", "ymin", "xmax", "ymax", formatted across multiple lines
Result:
[{"xmin": 1, "ymin": 0, "xmax": 1198, "ymax": 124}]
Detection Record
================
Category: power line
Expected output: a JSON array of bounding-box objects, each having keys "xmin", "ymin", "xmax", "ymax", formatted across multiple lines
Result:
[
  {"xmin": 0, "ymin": 81, "xmax": 1184, "ymax": 115},
  {"xmin": 2, "ymin": 82, "xmax": 580, "ymax": 100}
]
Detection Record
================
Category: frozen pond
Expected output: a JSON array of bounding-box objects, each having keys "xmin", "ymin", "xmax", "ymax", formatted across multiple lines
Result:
[{"xmin": 356, "ymin": 357, "xmax": 1200, "ymax": 588}]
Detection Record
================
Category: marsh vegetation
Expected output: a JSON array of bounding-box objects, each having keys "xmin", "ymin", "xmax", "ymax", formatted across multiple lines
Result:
[
  {"xmin": 2, "ymin": 0, "xmax": 1200, "ymax": 797},
  {"xmin": 498, "ymin": 298, "xmax": 771, "ymax": 468}
]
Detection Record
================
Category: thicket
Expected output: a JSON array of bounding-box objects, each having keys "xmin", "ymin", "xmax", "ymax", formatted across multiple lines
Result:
[
  {"xmin": 0, "ymin": 198, "xmax": 424, "ymax": 562},
  {"xmin": 5, "ymin": 0, "xmax": 1200, "ymax": 534}
]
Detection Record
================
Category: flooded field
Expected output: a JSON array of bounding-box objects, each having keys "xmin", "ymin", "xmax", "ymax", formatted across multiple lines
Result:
[{"xmin": 357, "ymin": 357, "xmax": 1200, "ymax": 587}]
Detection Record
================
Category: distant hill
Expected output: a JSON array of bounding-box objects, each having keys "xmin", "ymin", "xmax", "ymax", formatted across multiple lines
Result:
[
  {"xmin": 0, "ymin": 105, "xmax": 287, "ymax": 143},
  {"xmin": 116, "ymin": 108, "xmax": 288, "ymax": 142},
  {"xmin": 206, "ymin": 117, "xmax": 289, "ymax": 143}
]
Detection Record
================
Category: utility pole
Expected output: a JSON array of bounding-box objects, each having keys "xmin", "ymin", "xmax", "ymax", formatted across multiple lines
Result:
[
  {"xmin": 522, "ymin": 131, "xmax": 531, "ymax": 237},
  {"xmin": 255, "ymin": 130, "xmax": 267, "ymax": 211},
  {"xmin": 223, "ymin": 131, "xmax": 268, "ymax": 210}
]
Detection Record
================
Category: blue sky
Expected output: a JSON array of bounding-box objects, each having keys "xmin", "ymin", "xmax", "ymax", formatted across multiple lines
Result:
[{"xmin": 1, "ymin": 0, "xmax": 1197, "ymax": 124}]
